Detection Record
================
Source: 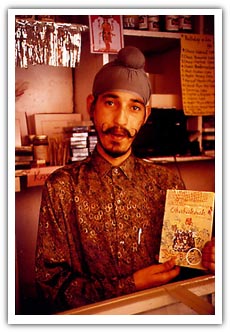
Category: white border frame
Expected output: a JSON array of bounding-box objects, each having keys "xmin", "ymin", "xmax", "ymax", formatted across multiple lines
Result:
[{"xmin": 8, "ymin": 7, "xmax": 223, "ymax": 326}]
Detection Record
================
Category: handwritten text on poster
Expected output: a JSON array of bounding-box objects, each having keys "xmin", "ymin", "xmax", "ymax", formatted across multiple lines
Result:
[{"xmin": 180, "ymin": 34, "xmax": 214, "ymax": 116}]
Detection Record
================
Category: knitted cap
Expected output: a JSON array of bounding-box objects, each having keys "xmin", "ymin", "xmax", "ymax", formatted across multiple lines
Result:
[{"xmin": 92, "ymin": 46, "xmax": 152, "ymax": 105}]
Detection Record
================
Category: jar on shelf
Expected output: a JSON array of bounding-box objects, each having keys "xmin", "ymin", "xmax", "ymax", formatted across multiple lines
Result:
[
  {"xmin": 148, "ymin": 16, "xmax": 160, "ymax": 31},
  {"xmin": 123, "ymin": 15, "xmax": 138, "ymax": 29},
  {"xmin": 33, "ymin": 135, "xmax": 49, "ymax": 166},
  {"xmin": 179, "ymin": 15, "xmax": 193, "ymax": 32},
  {"xmin": 165, "ymin": 15, "xmax": 179, "ymax": 32},
  {"xmin": 28, "ymin": 134, "xmax": 36, "ymax": 145},
  {"xmin": 138, "ymin": 15, "xmax": 148, "ymax": 30}
]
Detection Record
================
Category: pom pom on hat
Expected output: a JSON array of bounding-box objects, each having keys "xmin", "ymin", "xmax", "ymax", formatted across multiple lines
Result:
[
  {"xmin": 92, "ymin": 46, "xmax": 151, "ymax": 105},
  {"xmin": 117, "ymin": 46, "xmax": 145, "ymax": 69}
]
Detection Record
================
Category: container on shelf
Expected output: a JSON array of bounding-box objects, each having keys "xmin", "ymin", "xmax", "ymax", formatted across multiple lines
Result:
[
  {"xmin": 148, "ymin": 16, "xmax": 160, "ymax": 31},
  {"xmin": 138, "ymin": 15, "xmax": 148, "ymax": 30},
  {"xmin": 123, "ymin": 15, "xmax": 138, "ymax": 29},
  {"xmin": 165, "ymin": 15, "xmax": 179, "ymax": 32},
  {"xmin": 179, "ymin": 15, "xmax": 193, "ymax": 32},
  {"xmin": 33, "ymin": 135, "xmax": 49, "ymax": 165}
]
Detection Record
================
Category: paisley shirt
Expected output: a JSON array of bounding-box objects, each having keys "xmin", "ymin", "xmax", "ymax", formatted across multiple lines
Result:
[{"xmin": 35, "ymin": 149, "xmax": 184, "ymax": 312}]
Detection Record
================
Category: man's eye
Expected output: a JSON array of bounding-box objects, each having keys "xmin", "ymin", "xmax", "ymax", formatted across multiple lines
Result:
[
  {"xmin": 132, "ymin": 105, "xmax": 141, "ymax": 111},
  {"xmin": 105, "ymin": 100, "xmax": 114, "ymax": 106}
]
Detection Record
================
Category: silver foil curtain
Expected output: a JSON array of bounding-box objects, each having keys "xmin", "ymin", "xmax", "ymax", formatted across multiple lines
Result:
[{"xmin": 15, "ymin": 19, "xmax": 88, "ymax": 68}]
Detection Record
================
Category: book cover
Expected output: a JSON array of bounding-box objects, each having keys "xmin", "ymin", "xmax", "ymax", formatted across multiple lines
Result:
[{"xmin": 159, "ymin": 189, "xmax": 215, "ymax": 269}]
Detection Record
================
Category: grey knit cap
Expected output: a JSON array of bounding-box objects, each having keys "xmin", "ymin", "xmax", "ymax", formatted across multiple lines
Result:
[{"xmin": 92, "ymin": 46, "xmax": 152, "ymax": 105}]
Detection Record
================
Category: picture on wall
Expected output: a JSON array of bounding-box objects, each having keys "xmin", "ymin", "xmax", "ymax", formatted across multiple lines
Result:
[{"xmin": 89, "ymin": 15, "xmax": 124, "ymax": 54}]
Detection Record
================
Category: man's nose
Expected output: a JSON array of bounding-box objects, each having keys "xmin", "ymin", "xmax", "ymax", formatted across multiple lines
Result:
[{"xmin": 113, "ymin": 107, "xmax": 128, "ymax": 127}]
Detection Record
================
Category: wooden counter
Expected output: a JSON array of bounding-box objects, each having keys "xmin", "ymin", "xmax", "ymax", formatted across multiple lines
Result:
[{"xmin": 58, "ymin": 275, "xmax": 215, "ymax": 315}]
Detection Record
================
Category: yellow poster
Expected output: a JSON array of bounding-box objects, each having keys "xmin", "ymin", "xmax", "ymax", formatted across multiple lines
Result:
[{"xmin": 180, "ymin": 34, "xmax": 215, "ymax": 116}]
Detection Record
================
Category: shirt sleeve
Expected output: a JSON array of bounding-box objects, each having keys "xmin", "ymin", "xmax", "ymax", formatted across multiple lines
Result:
[{"xmin": 35, "ymin": 173, "xmax": 136, "ymax": 313}]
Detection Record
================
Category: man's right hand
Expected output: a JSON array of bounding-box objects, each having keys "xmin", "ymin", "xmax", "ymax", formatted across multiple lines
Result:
[{"xmin": 133, "ymin": 258, "xmax": 180, "ymax": 291}]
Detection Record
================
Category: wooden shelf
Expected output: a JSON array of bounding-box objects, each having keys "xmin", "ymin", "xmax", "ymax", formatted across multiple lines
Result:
[
  {"xmin": 123, "ymin": 29, "xmax": 181, "ymax": 54},
  {"xmin": 123, "ymin": 29, "xmax": 181, "ymax": 39}
]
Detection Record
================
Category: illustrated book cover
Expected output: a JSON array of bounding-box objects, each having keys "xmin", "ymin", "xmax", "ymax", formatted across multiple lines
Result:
[{"xmin": 159, "ymin": 189, "xmax": 215, "ymax": 269}]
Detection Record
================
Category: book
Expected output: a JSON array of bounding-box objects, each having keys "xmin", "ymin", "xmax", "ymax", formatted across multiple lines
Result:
[
  {"xmin": 159, "ymin": 189, "xmax": 215, "ymax": 269},
  {"xmin": 15, "ymin": 146, "xmax": 33, "ymax": 155}
]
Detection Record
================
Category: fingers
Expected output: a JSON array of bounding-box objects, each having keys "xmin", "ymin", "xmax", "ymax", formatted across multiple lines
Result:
[
  {"xmin": 149, "ymin": 258, "xmax": 176, "ymax": 274},
  {"xmin": 202, "ymin": 237, "xmax": 215, "ymax": 273},
  {"xmin": 134, "ymin": 258, "xmax": 180, "ymax": 291},
  {"xmin": 150, "ymin": 265, "xmax": 180, "ymax": 287},
  {"xmin": 203, "ymin": 238, "xmax": 215, "ymax": 252},
  {"xmin": 202, "ymin": 261, "xmax": 215, "ymax": 273},
  {"xmin": 202, "ymin": 252, "xmax": 215, "ymax": 262}
]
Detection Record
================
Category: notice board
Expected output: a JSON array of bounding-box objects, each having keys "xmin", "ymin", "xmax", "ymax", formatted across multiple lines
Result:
[{"xmin": 180, "ymin": 34, "xmax": 214, "ymax": 116}]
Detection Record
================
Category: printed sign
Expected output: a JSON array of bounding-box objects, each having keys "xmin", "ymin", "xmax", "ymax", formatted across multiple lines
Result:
[{"xmin": 89, "ymin": 15, "xmax": 124, "ymax": 54}]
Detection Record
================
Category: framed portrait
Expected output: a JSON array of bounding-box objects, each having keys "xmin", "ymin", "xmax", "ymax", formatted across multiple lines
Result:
[{"xmin": 89, "ymin": 15, "xmax": 124, "ymax": 54}]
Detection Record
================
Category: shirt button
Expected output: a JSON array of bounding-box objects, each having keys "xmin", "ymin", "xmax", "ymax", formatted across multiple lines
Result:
[
  {"xmin": 117, "ymin": 199, "xmax": 121, "ymax": 205},
  {"xmin": 113, "ymin": 168, "xmax": 119, "ymax": 175}
]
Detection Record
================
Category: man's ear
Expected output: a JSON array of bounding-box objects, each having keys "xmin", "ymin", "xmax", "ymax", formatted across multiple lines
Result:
[
  {"xmin": 144, "ymin": 106, "xmax": 151, "ymax": 124},
  {"xmin": 87, "ymin": 94, "xmax": 95, "ymax": 120}
]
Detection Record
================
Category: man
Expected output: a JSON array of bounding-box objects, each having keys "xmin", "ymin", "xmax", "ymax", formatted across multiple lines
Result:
[{"xmin": 35, "ymin": 46, "xmax": 215, "ymax": 313}]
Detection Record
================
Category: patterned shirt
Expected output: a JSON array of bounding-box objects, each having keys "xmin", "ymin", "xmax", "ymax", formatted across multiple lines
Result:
[{"xmin": 35, "ymin": 149, "xmax": 184, "ymax": 312}]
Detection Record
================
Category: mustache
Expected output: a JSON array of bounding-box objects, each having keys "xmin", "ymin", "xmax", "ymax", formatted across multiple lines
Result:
[{"xmin": 101, "ymin": 124, "xmax": 137, "ymax": 138}]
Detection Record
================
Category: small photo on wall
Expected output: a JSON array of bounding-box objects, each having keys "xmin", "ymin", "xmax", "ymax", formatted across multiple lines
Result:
[{"xmin": 89, "ymin": 15, "xmax": 124, "ymax": 54}]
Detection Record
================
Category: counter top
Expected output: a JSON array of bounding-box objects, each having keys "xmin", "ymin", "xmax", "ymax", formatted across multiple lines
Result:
[
  {"xmin": 15, "ymin": 165, "xmax": 61, "ymax": 191},
  {"xmin": 57, "ymin": 274, "xmax": 215, "ymax": 316}
]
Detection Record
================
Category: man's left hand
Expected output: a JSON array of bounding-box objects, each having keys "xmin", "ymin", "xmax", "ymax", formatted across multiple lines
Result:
[{"xmin": 202, "ymin": 237, "xmax": 215, "ymax": 273}]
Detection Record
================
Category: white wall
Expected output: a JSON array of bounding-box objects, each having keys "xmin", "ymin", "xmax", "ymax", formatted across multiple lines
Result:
[{"xmin": 16, "ymin": 65, "xmax": 74, "ymax": 134}]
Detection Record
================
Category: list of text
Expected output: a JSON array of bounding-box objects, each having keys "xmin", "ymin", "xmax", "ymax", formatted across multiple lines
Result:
[{"xmin": 180, "ymin": 34, "xmax": 214, "ymax": 116}]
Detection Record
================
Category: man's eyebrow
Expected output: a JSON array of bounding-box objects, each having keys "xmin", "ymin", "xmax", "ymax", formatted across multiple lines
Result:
[
  {"xmin": 101, "ymin": 93, "xmax": 119, "ymax": 99},
  {"xmin": 101, "ymin": 93, "xmax": 145, "ymax": 106},
  {"xmin": 130, "ymin": 98, "xmax": 145, "ymax": 107}
]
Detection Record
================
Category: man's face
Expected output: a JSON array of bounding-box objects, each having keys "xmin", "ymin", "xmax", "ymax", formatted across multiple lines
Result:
[{"xmin": 88, "ymin": 90, "xmax": 149, "ymax": 159}]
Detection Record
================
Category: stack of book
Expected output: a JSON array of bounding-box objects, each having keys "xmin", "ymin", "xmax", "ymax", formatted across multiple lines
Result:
[
  {"xmin": 202, "ymin": 116, "xmax": 215, "ymax": 156},
  {"xmin": 88, "ymin": 125, "xmax": 98, "ymax": 155},
  {"xmin": 15, "ymin": 146, "xmax": 33, "ymax": 169},
  {"xmin": 70, "ymin": 126, "xmax": 89, "ymax": 162},
  {"xmin": 64, "ymin": 123, "xmax": 98, "ymax": 163}
]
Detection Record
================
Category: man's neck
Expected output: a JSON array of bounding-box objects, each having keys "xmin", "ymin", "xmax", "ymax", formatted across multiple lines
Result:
[{"xmin": 96, "ymin": 144, "xmax": 131, "ymax": 166}]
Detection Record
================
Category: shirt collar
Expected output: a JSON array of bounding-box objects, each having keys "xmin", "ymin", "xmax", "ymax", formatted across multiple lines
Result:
[{"xmin": 90, "ymin": 148, "xmax": 135, "ymax": 180}]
